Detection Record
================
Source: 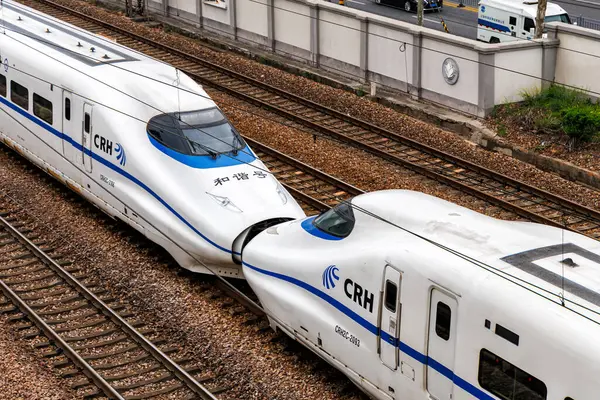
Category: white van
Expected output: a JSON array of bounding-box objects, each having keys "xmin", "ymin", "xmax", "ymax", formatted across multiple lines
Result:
[{"xmin": 477, "ymin": 0, "xmax": 571, "ymax": 43}]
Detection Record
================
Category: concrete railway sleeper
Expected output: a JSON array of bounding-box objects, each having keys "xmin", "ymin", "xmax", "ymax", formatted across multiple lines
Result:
[
  {"xmin": 18, "ymin": 0, "xmax": 600, "ymax": 239},
  {"xmin": 0, "ymin": 208, "xmax": 220, "ymax": 400}
]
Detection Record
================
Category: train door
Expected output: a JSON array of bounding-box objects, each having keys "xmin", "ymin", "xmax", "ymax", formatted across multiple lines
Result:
[
  {"xmin": 426, "ymin": 289, "xmax": 458, "ymax": 400},
  {"xmin": 61, "ymin": 90, "xmax": 75, "ymax": 160},
  {"xmin": 82, "ymin": 103, "xmax": 93, "ymax": 173},
  {"xmin": 378, "ymin": 265, "xmax": 402, "ymax": 370}
]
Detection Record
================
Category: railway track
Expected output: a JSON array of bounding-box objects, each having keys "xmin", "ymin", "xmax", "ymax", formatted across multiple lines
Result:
[
  {"xmin": 14, "ymin": 1, "xmax": 600, "ymax": 238},
  {"xmin": 0, "ymin": 208, "xmax": 223, "ymax": 399},
  {"xmin": 246, "ymin": 138, "xmax": 363, "ymax": 214},
  {"xmin": 0, "ymin": 138, "xmax": 366, "ymax": 397}
]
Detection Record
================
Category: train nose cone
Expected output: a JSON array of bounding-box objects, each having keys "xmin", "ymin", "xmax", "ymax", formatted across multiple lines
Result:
[{"xmin": 205, "ymin": 173, "xmax": 305, "ymax": 264}]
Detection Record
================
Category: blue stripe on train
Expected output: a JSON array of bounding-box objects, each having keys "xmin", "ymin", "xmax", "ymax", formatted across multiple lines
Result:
[
  {"xmin": 301, "ymin": 216, "xmax": 345, "ymax": 241},
  {"xmin": 478, "ymin": 18, "xmax": 511, "ymax": 33},
  {"xmin": 148, "ymin": 133, "xmax": 255, "ymax": 169},
  {"xmin": 0, "ymin": 95, "xmax": 237, "ymax": 255},
  {"xmin": 242, "ymin": 261, "xmax": 495, "ymax": 400}
]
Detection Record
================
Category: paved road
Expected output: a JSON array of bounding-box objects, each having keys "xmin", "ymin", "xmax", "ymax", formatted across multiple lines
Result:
[{"xmin": 345, "ymin": 0, "xmax": 600, "ymax": 40}]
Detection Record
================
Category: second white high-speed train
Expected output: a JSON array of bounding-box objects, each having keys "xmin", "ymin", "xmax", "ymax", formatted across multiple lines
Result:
[
  {"xmin": 0, "ymin": 0, "xmax": 304, "ymax": 277},
  {"xmin": 243, "ymin": 190, "xmax": 600, "ymax": 400}
]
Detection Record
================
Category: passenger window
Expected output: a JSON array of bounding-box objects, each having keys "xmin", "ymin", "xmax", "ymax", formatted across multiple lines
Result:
[
  {"xmin": 435, "ymin": 301, "xmax": 451, "ymax": 341},
  {"xmin": 384, "ymin": 280, "xmax": 397, "ymax": 313},
  {"xmin": 479, "ymin": 349, "xmax": 547, "ymax": 400},
  {"xmin": 524, "ymin": 18, "xmax": 536, "ymax": 32},
  {"xmin": 33, "ymin": 93, "xmax": 53, "ymax": 125},
  {"xmin": 0, "ymin": 74, "xmax": 6, "ymax": 97},
  {"xmin": 65, "ymin": 98, "xmax": 71, "ymax": 121},
  {"xmin": 10, "ymin": 80, "xmax": 28, "ymax": 110},
  {"xmin": 84, "ymin": 113, "xmax": 90, "ymax": 133},
  {"xmin": 509, "ymin": 16, "xmax": 517, "ymax": 26}
]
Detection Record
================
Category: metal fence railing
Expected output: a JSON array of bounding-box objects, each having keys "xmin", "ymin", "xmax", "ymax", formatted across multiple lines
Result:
[{"xmin": 575, "ymin": 15, "xmax": 600, "ymax": 31}]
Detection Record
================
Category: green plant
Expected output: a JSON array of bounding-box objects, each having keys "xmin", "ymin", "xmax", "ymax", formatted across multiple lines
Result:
[
  {"xmin": 561, "ymin": 105, "xmax": 600, "ymax": 148},
  {"xmin": 520, "ymin": 85, "xmax": 591, "ymax": 113},
  {"xmin": 497, "ymin": 123, "xmax": 507, "ymax": 137},
  {"xmin": 534, "ymin": 114, "xmax": 562, "ymax": 133}
]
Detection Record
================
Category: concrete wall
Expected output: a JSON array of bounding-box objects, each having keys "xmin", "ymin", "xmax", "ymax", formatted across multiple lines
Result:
[
  {"xmin": 494, "ymin": 44, "xmax": 544, "ymax": 104},
  {"xmin": 274, "ymin": 0, "xmax": 312, "ymax": 53},
  {"xmin": 549, "ymin": 23, "xmax": 600, "ymax": 98},
  {"xmin": 136, "ymin": 0, "xmax": 568, "ymax": 117},
  {"xmin": 236, "ymin": 0, "xmax": 269, "ymax": 45}
]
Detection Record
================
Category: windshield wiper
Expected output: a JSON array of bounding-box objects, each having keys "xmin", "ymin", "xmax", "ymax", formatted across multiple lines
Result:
[
  {"xmin": 231, "ymin": 128, "xmax": 240, "ymax": 156},
  {"xmin": 187, "ymin": 138, "xmax": 219, "ymax": 159}
]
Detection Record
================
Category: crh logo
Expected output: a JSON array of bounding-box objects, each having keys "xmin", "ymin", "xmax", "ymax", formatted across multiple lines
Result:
[
  {"xmin": 115, "ymin": 143, "xmax": 126, "ymax": 166},
  {"xmin": 322, "ymin": 265, "xmax": 339, "ymax": 289},
  {"xmin": 94, "ymin": 134, "xmax": 126, "ymax": 167}
]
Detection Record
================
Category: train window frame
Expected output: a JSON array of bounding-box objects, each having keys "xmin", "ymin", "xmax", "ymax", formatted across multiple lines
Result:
[
  {"xmin": 384, "ymin": 280, "xmax": 397, "ymax": 313},
  {"xmin": 33, "ymin": 93, "xmax": 53, "ymax": 125},
  {"xmin": 434, "ymin": 301, "xmax": 451, "ymax": 341},
  {"xmin": 84, "ymin": 113, "xmax": 91, "ymax": 133},
  {"xmin": 65, "ymin": 98, "xmax": 71, "ymax": 121},
  {"xmin": 10, "ymin": 80, "xmax": 29, "ymax": 110},
  {"xmin": 313, "ymin": 202, "xmax": 356, "ymax": 238},
  {"xmin": 147, "ymin": 108, "xmax": 246, "ymax": 157},
  {"xmin": 478, "ymin": 348, "xmax": 548, "ymax": 400},
  {"xmin": 0, "ymin": 74, "xmax": 6, "ymax": 97}
]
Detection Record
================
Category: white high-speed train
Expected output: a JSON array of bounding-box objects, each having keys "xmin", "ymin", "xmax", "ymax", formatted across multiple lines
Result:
[
  {"xmin": 0, "ymin": 0, "xmax": 304, "ymax": 277},
  {"xmin": 242, "ymin": 190, "xmax": 600, "ymax": 400}
]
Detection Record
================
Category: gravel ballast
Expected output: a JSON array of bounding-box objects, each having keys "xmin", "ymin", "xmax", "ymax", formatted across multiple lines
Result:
[
  {"xmin": 15, "ymin": 0, "xmax": 600, "ymax": 211},
  {"xmin": 4, "ymin": 0, "xmax": 600, "ymax": 397},
  {"xmin": 0, "ymin": 313, "xmax": 79, "ymax": 400},
  {"xmin": 0, "ymin": 148, "xmax": 362, "ymax": 399}
]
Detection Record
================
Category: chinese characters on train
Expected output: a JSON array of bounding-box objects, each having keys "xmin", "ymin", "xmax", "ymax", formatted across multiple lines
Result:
[{"xmin": 214, "ymin": 171, "xmax": 267, "ymax": 186}]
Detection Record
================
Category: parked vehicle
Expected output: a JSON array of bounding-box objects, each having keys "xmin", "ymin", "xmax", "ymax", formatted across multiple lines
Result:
[
  {"xmin": 478, "ymin": 0, "xmax": 570, "ymax": 43},
  {"xmin": 375, "ymin": 0, "xmax": 443, "ymax": 13}
]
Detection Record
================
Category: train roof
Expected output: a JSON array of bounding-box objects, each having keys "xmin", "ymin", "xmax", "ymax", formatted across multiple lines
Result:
[
  {"xmin": 3, "ymin": 0, "xmax": 215, "ymax": 117},
  {"xmin": 353, "ymin": 190, "xmax": 600, "ymax": 324}
]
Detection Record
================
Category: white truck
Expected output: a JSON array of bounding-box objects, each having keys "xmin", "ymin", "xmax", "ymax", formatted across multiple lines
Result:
[{"xmin": 477, "ymin": 0, "xmax": 571, "ymax": 43}]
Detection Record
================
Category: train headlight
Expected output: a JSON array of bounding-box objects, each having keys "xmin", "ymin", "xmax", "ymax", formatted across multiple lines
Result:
[
  {"xmin": 276, "ymin": 182, "xmax": 288, "ymax": 205},
  {"xmin": 206, "ymin": 192, "xmax": 243, "ymax": 213}
]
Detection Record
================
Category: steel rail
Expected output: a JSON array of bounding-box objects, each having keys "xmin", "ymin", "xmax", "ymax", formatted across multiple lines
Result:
[
  {"xmin": 246, "ymin": 137, "xmax": 364, "ymax": 213},
  {"xmin": 25, "ymin": 0, "xmax": 600, "ymax": 236},
  {"xmin": 0, "ymin": 214, "xmax": 218, "ymax": 400}
]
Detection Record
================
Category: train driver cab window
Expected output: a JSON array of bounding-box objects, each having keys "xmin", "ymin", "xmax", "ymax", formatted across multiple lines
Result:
[
  {"xmin": 509, "ymin": 16, "xmax": 517, "ymax": 26},
  {"xmin": 0, "ymin": 74, "xmax": 6, "ymax": 97},
  {"xmin": 435, "ymin": 301, "xmax": 451, "ymax": 341},
  {"xmin": 11, "ymin": 81, "xmax": 29, "ymax": 110},
  {"xmin": 384, "ymin": 280, "xmax": 397, "ymax": 312},
  {"xmin": 313, "ymin": 202, "xmax": 355, "ymax": 238},
  {"xmin": 84, "ymin": 113, "xmax": 90, "ymax": 133},
  {"xmin": 478, "ymin": 349, "xmax": 547, "ymax": 400},
  {"xmin": 147, "ymin": 108, "xmax": 245, "ymax": 156},
  {"xmin": 65, "ymin": 98, "xmax": 71, "ymax": 121},
  {"xmin": 33, "ymin": 94, "xmax": 53, "ymax": 125}
]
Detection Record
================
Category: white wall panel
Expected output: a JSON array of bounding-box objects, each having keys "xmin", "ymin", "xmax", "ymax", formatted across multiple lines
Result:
[{"xmin": 274, "ymin": 0, "xmax": 311, "ymax": 51}]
